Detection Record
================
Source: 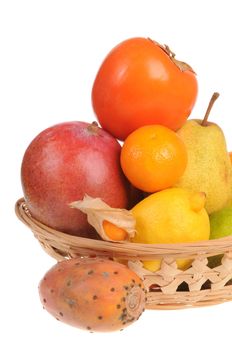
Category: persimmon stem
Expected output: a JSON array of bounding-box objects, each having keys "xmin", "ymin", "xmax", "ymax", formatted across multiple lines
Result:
[{"xmin": 201, "ymin": 92, "xmax": 220, "ymax": 126}]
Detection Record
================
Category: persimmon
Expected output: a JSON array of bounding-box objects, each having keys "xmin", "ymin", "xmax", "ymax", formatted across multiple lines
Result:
[{"xmin": 92, "ymin": 37, "xmax": 198, "ymax": 141}]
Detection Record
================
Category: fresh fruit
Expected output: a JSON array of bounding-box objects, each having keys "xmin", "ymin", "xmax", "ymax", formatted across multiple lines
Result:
[
  {"xmin": 209, "ymin": 202, "xmax": 232, "ymax": 240},
  {"xmin": 21, "ymin": 121, "xmax": 130, "ymax": 237},
  {"xmin": 175, "ymin": 93, "xmax": 232, "ymax": 214},
  {"xmin": 120, "ymin": 125, "xmax": 188, "ymax": 192},
  {"xmin": 102, "ymin": 220, "xmax": 128, "ymax": 241},
  {"xmin": 207, "ymin": 203, "xmax": 232, "ymax": 268},
  {"xmin": 39, "ymin": 257, "xmax": 146, "ymax": 332},
  {"xmin": 229, "ymin": 152, "xmax": 232, "ymax": 163},
  {"xmin": 92, "ymin": 37, "xmax": 198, "ymax": 140},
  {"xmin": 131, "ymin": 188, "xmax": 210, "ymax": 271}
]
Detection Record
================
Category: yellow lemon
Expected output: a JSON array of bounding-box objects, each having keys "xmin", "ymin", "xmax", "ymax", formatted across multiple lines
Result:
[{"xmin": 131, "ymin": 188, "xmax": 210, "ymax": 271}]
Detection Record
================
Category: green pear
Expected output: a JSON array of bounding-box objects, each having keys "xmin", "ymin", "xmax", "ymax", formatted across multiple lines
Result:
[{"xmin": 175, "ymin": 93, "xmax": 232, "ymax": 214}]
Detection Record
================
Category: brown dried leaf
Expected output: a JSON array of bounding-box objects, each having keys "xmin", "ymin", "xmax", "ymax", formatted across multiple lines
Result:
[
  {"xmin": 70, "ymin": 195, "xmax": 136, "ymax": 242},
  {"xmin": 171, "ymin": 57, "xmax": 196, "ymax": 74}
]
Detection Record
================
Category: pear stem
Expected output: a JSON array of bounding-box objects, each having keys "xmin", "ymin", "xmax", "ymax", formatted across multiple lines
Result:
[{"xmin": 201, "ymin": 92, "xmax": 220, "ymax": 126}]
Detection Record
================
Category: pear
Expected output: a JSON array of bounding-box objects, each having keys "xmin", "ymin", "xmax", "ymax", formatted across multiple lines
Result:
[{"xmin": 175, "ymin": 93, "xmax": 232, "ymax": 214}]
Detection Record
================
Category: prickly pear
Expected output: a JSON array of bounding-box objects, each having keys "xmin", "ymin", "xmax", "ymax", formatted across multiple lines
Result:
[{"xmin": 39, "ymin": 257, "xmax": 146, "ymax": 332}]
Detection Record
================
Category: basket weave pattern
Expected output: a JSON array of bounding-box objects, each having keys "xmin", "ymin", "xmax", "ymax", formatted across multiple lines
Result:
[{"xmin": 16, "ymin": 198, "xmax": 232, "ymax": 310}]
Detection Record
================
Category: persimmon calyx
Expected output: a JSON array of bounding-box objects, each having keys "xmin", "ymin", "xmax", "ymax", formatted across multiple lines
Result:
[{"xmin": 148, "ymin": 38, "xmax": 196, "ymax": 74}]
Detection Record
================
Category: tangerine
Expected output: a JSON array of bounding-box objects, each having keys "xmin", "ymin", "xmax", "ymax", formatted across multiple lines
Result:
[{"xmin": 120, "ymin": 125, "xmax": 188, "ymax": 192}]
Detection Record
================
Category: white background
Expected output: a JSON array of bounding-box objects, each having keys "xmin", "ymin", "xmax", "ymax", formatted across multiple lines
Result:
[{"xmin": 1, "ymin": 0, "xmax": 232, "ymax": 349}]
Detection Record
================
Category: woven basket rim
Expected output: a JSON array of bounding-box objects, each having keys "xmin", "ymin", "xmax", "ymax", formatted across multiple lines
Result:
[
  {"xmin": 15, "ymin": 197, "xmax": 232, "ymax": 257},
  {"xmin": 16, "ymin": 198, "xmax": 232, "ymax": 310}
]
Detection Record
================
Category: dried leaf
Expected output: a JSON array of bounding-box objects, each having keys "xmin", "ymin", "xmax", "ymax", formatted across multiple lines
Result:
[
  {"xmin": 171, "ymin": 57, "xmax": 196, "ymax": 74},
  {"xmin": 70, "ymin": 195, "xmax": 136, "ymax": 242}
]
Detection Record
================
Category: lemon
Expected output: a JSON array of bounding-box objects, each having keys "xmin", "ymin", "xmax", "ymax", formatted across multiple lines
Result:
[{"xmin": 131, "ymin": 188, "xmax": 210, "ymax": 271}]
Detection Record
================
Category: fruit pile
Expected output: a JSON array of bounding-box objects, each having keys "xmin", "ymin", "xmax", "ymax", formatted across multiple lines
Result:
[{"xmin": 20, "ymin": 37, "xmax": 232, "ymax": 332}]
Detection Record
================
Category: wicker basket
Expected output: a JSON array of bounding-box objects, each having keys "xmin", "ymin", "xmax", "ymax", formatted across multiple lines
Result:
[{"xmin": 15, "ymin": 197, "xmax": 232, "ymax": 310}]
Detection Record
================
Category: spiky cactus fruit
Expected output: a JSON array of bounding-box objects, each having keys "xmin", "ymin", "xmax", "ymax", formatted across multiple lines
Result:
[{"xmin": 39, "ymin": 257, "xmax": 146, "ymax": 332}]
